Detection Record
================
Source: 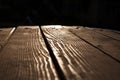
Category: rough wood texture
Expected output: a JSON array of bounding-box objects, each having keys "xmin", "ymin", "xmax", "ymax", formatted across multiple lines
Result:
[
  {"xmin": 0, "ymin": 27, "xmax": 15, "ymax": 49},
  {"xmin": 69, "ymin": 27, "xmax": 120, "ymax": 61},
  {"xmin": 0, "ymin": 26, "xmax": 120, "ymax": 80},
  {"xmin": 42, "ymin": 26, "xmax": 120, "ymax": 80},
  {"xmin": 0, "ymin": 26, "xmax": 58, "ymax": 80},
  {"xmin": 91, "ymin": 28, "xmax": 120, "ymax": 41}
]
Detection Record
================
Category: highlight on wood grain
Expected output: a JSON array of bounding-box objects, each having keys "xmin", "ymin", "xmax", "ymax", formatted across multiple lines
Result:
[
  {"xmin": 42, "ymin": 26, "xmax": 120, "ymax": 80},
  {"xmin": 0, "ymin": 27, "xmax": 15, "ymax": 48},
  {"xmin": 0, "ymin": 25, "xmax": 120, "ymax": 80},
  {"xmin": 42, "ymin": 25, "xmax": 63, "ymax": 28},
  {"xmin": 0, "ymin": 26, "xmax": 59, "ymax": 80}
]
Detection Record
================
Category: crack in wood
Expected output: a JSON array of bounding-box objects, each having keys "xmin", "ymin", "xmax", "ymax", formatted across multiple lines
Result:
[{"xmin": 39, "ymin": 26, "xmax": 66, "ymax": 80}]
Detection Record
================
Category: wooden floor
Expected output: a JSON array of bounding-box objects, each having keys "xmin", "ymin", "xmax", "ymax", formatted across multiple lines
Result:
[{"xmin": 0, "ymin": 26, "xmax": 120, "ymax": 80}]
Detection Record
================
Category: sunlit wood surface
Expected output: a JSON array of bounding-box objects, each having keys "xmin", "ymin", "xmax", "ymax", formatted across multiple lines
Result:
[
  {"xmin": 0, "ymin": 28, "xmax": 15, "ymax": 49},
  {"xmin": 0, "ymin": 26, "xmax": 120, "ymax": 80},
  {"xmin": 0, "ymin": 26, "xmax": 58, "ymax": 80}
]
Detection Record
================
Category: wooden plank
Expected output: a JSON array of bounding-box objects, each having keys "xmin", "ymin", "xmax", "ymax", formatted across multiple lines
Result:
[
  {"xmin": 69, "ymin": 27, "xmax": 120, "ymax": 61},
  {"xmin": 42, "ymin": 26, "xmax": 120, "ymax": 80},
  {"xmin": 0, "ymin": 26, "xmax": 59, "ymax": 80},
  {"xmin": 0, "ymin": 27, "xmax": 15, "ymax": 49},
  {"xmin": 89, "ymin": 28, "xmax": 120, "ymax": 40}
]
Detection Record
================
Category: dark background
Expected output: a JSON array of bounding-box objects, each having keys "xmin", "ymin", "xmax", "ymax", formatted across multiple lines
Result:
[{"xmin": 0, "ymin": 0, "xmax": 120, "ymax": 30}]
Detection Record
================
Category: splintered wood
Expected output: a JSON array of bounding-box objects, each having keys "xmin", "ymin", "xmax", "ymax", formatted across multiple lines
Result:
[{"xmin": 0, "ymin": 26, "xmax": 120, "ymax": 80}]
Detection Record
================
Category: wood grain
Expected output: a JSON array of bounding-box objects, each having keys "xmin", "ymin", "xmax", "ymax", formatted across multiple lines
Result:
[
  {"xmin": 42, "ymin": 26, "xmax": 120, "ymax": 80},
  {"xmin": 69, "ymin": 27, "xmax": 120, "ymax": 61},
  {"xmin": 90, "ymin": 28, "xmax": 120, "ymax": 41},
  {"xmin": 0, "ymin": 26, "xmax": 59, "ymax": 80},
  {"xmin": 0, "ymin": 27, "xmax": 15, "ymax": 49}
]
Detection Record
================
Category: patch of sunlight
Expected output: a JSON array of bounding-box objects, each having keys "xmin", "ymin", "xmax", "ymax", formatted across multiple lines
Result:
[{"xmin": 42, "ymin": 25, "xmax": 63, "ymax": 28}]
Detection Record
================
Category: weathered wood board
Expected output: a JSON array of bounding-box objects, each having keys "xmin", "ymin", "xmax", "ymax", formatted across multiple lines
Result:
[
  {"xmin": 0, "ymin": 27, "xmax": 15, "ymax": 49},
  {"xmin": 0, "ymin": 26, "xmax": 59, "ymax": 80},
  {"xmin": 42, "ymin": 26, "xmax": 120, "ymax": 80},
  {"xmin": 69, "ymin": 27, "xmax": 120, "ymax": 61},
  {"xmin": 90, "ymin": 27, "xmax": 120, "ymax": 41},
  {"xmin": 0, "ymin": 25, "xmax": 120, "ymax": 80}
]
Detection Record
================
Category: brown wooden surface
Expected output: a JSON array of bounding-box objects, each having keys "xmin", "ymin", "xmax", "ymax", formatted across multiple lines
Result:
[
  {"xmin": 42, "ymin": 26, "xmax": 120, "ymax": 80},
  {"xmin": 0, "ymin": 26, "xmax": 58, "ymax": 80},
  {"xmin": 0, "ymin": 26, "xmax": 120, "ymax": 80},
  {"xmin": 69, "ymin": 27, "xmax": 120, "ymax": 61},
  {"xmin": 91, "ymin": 28, "xmax": 120, "ymax": 41},
  {"xmin": 0, "ymin": 27, "xmax": 15, "ymax": 49}
]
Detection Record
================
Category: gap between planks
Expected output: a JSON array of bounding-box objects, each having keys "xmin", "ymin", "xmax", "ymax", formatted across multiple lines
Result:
[
  {"xmin": 42, "ymin": 26, "xmax": 120, "ymax": 80},
  {"xmin": 69, "ymin": 27, "xmax": 120, "ymax": 62},
  {"xmin": 0, "ymin": 26, "xmax": 59, "ymax": 80}
]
